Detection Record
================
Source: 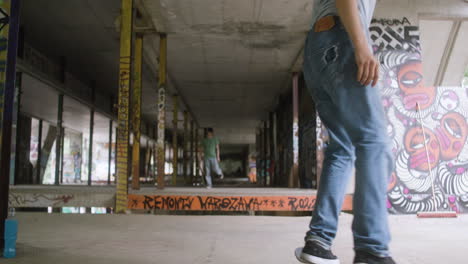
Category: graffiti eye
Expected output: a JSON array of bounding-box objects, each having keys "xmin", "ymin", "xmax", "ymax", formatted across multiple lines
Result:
[
  {"xmin": 410, "ymin": 133, "xmax": 429, "ymax": 149},
  {"xmin": 444, "ymin": 118, "xmax": 462, "ymax": 139},
  {"xmin": 401, "ymin": 71, "xmax": 422, "ymax": 88}
]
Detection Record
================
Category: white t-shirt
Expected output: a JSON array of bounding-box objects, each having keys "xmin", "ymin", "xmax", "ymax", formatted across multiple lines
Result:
[{"xmin": 311, "ymin": 0, "xmax": 376, "ymax": 29}]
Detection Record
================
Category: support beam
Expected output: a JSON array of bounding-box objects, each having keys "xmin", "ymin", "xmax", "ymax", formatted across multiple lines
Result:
[
  {"xmin": 55, "ymin": 93, "xmax": 64, "ymax": 185},
  {"xmin": 115, "ymin": 0, "xmax": 133, "ymax": 213},
  {"xmin": 190, "ymin": 119, "xmax": 194, "ymax": 185},
  {"xmin": 183, "ymin": 111, "xmax": 189, "ymax": 184},
  {"xmin": 195, "ymin": 127, "xmax": 200, "ymax": 185},
  {"xmin": 263, "ymin": 121, "xmax": 268, "ymax": 186},
  {"xmin": 36, "ymin": 119, "xmax": 43, "ymax": 184},
  {"xmin": 172, "ymin": 95, "xmax": 178, "ymax": 185},
  {"xmin": 88, "ymin": 81, "xmax": 96, "ymax": 186},
  {"xmin": 156, "ymin": 33, "xmax": 167, "ymax": 189},
  {"xmin": 88, "ymin": 109, "xmax": 94, "ymax": 185},
  {"xmin": 291, "ymin": 72, "xmax": 299, "ymax": 188},
  {"xmin": 269, "ymin": 112, "xmax": 276, "ymax": 187},
  {"xmin": 0, "ymin": 0, "xmax": 20, "ymax": 250},
  {"xmin": 108, "ymin": 119, "xmax": 113, "ymax": 185},
  {"xmin": 152, "ymin": 125, "xmax": 157, "ymax": 183},
  {"xmin": 12, "ymin": 72, "xmax": 22, "ymax": 185},
  {"xmin": 131, "ymin": 34, "xmax": 143, "ymax": 190}
]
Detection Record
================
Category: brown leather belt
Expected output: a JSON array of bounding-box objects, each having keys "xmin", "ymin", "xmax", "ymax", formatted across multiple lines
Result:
[{"xmin": 314, "ymin": 15, "xmax": 338, "ymax": 32}]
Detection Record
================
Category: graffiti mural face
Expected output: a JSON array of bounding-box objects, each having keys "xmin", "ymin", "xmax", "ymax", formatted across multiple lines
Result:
[
  {"xmin": 435, "ymin": 112, "xmax": 468, "ymax": 161},
  {"xmin": 397, "ymin": 61, "xmax": 436, "ymax": 111},
  {"xmin": 404, "ymin": 126, "xmax": 440, "ymax": 171}
]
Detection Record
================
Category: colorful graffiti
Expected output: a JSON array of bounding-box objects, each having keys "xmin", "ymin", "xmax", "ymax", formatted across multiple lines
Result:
[{"xmin": 371, "ymin": 17, "xmax": 468, "ymax": 213}]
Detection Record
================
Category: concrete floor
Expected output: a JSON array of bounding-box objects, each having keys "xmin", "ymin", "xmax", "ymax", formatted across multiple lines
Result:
[{"xmin": 3, "ymin": 213, "xmax": 467, "ymax": 264}]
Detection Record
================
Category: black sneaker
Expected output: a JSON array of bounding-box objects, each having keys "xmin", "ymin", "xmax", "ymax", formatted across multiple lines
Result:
[
  {"xmin": 295, "ymin": 240, "xmax": 340, "ymax": 264},
  {"xmin": 354, "ymin": 250, "xmax": 396, "ymax": 264}
]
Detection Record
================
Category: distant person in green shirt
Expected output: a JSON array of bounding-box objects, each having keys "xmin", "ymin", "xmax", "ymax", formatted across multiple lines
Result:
[{"xmin": 201, "ymin": 128, "xmax": 224, "ymax": 188}]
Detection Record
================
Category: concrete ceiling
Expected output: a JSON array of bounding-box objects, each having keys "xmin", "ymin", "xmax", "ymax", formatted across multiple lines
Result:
[
  {"xmin": 20, "ymin": 0, "xmax": 468, "ymax": 147},
  {"xmin": 141, "ymin": 0, "xmax": 312, "ymax": 144}
]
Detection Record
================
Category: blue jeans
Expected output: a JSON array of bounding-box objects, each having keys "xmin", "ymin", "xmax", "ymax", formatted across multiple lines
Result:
[
  {"xmin": 303, "ymin": 22, "xmax": 393, "ymax": 257},
  {"xmin": 204, "ymin": 157, "xmax": 222, "ymax": 187}
]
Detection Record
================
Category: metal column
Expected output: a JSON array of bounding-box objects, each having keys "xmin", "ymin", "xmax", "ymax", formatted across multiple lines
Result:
[
  {"xmin": 263, "ymin": 120, "xmax": 268, "ymax": 186},
  {"xmin": 88, "ymin": 81, "xmax": 95, "ymax": 186},
  {"xmin": 269, "ymin": 112, "xmax": 277, "ymax": 186},
  {"xmin": 115, "ymin": 0, "xmax": 133, "ymax": 213},
  {"xmin": 131, "ymin": 34, "xmax": 143, "ymax": 190},
  {"xmin": 12, "ymin": 72, "xmax": 22, "ymax": 185},
  {"xmin": 171, "ymin": 95, "xmax": 178, "ymax": 185},
  {"xmin": 36, "ymin": 119, "xmax": 43, "ymax": 184},
  {"xmin": 195, "ymin": 127, "xmax": 200, "ymax": 184},
  {"xmin": 152, "ymin": 125, "xmax": 157, "ymax": 183},
  {"xmin": 0, "ymin": 0, "xmax": 21, "ymax": 249},
  {"xmin": 190, "ymin": 119, "xmax": 194, "ymax": 184},
  {"xmin": 183, "ymin": 111, "xmax": 189, "ymax": 184},
  {"xmin": 55, "ymin": 93, "xmax": 64, "ymax": 185},
  {"xmin": 108, "ymin": 119, "xmax": 113, "ymax": 185},
  {"xmin": 156, "ymin": 34, "xmax": 167, "ymax": 189},
  {"xmin": 291, "ymin": 72, "xmax": 300, "ymax": 187}
]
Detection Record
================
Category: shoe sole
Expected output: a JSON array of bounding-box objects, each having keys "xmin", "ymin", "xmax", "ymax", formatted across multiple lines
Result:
[{"xmin": 295, "ymin": 248, "xmax": 340, "ymax": 264}]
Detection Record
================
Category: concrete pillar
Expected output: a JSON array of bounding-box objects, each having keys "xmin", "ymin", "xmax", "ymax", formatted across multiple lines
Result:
[
  {"xmin": 291, "ymin": 73, "xmax": 300, "ymax": 188},
  {"xmin": 115, "ymin": 0, "xmax": 133, "ymax": 213},
  {"xmin": 183, "ymin": 111, "xmax": 189, "ymax": 184},
  {"xmin": 55, "ymin": 93, "xmax": 64, "ymax": 185},
  {"xmin": 108, "ymin": 119, "xmax": 113, "ymax": 185},
  {"xmin": 190, "ymin": 120, "xmax": 194, "ymax": 185},
  {"xmin": 263, "ymin": 121, "xmax": 268, "ymax": 186},
  {"xmin": 298, "ymin": 75, "xmax": 317, "ymax": 189},
  {"xmin": 269, "ymin": 112, "xmax": 276, "ymax": 186},
  {"xmin": 156, "ymin": 33, "xmax": 167, "ymax": 189},
  {"xmin": 131, "ymin": 34, "xmax": 143, "ymax": 190},
  {"xmin": 88, "ymin": 81, "xmax": 96, "ymax": 186},
  {"xmin": 11, "ymin": 72, "xmax": 22, "ymax": 185},
  {"xmin": 15, "ymin": 114, "xmax": 32, "ymax": 184},
  {"xmin": 172, "ymin": 95, "xmax": 178, "ymax": 185},
  {"xmin": 36, "ymin": 119, "xmax": 43, "ymax": 184},
  {"xmin": 195, "ymin": 127, "xmax": 200, "ymax": 185}
]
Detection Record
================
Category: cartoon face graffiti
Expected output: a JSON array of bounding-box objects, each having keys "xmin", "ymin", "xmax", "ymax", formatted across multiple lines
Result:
[
  {"xmin": 397, "ymin": 60, "xmax": 436, "ymax": 111},
  {"xmin": 435, "ymin": 112, "xmax": 468, "ymax": 161},
  {"xmin": 404, "ymin": 126, "xmax": 440, "ymax": 171}
]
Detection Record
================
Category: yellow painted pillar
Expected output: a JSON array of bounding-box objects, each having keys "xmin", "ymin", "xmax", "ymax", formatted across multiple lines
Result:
[
  {"xmin": 172, "ymin": 95, "xmax": 178, "ymax": 185},
  {"xmin": 156, "ymin": 34, "xmax": 167, "ymax": 189},
  {"xmin": 115, "ymin": 0, "xmax": 133, "ymax": 213},
  {"xmin": 131, "ymin": 34, "xmax": 143, "ymax": 190}
]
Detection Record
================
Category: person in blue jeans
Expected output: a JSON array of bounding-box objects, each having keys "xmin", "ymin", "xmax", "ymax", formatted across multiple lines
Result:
[
  {"xmin": 201, "ymin": 128, "xmax": 224, "ymax": 188},
  {"xmin": 294, "ymin": 1, "xmax": 396, "ymax": 264}
]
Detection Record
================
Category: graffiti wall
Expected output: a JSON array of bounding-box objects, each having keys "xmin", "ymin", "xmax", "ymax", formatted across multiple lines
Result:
[{"xmin": 370, "ymin": 17, "xmax": 468, "ymax": 213}]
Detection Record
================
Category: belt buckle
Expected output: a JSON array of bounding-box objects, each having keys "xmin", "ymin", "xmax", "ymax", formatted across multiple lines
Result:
[{"xmin": 314, "ymin": 16, "xmax": 336, "ymax": 32}]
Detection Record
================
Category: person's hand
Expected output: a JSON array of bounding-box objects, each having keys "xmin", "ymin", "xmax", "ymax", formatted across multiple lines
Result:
[{"xmin": 355, "ymin": 44, "xmax": 379, "ymax": 87}]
